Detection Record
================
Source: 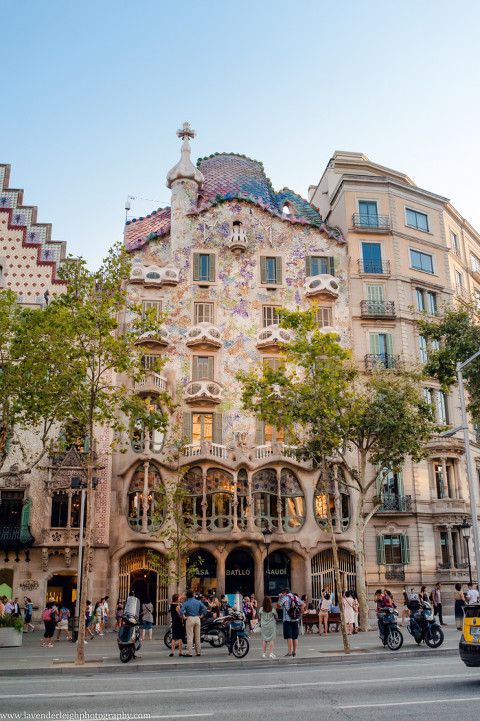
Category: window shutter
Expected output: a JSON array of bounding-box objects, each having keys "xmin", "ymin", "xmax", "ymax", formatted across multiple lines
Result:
[
  {"xmin": 183, "ymin": 412, "xmax": 193, "ymax": 442},
  {"xmin": 21, "ymin": 497, "xmax": 31, "ymax": 527},
  {"xmin": 255, "ymin": 418, "xmax": 265, "ymax": 445},
  {"xmin": 327, "ymin": 256, "xmax": 335, "ymax": 276},
  {"xmin": 209, "ymin": 254, "xmax": 216, "ymax": 283},
  {"xmin": 260, "ymin": 256, "xmax": 267, "ymax": 284},
  {"xmin": 370, "ymin": 334, "xmax": 380, "ymax": 355},
  {"xmin": 207, "ymin": 356, "xmax": 214, "ymax": 380},
  {"xmin": 400, "ymin": 535, "xmax": 410, "ymax": 564},
  {"xmin": 385, "ymin": 333, "xmax": 394, "ymax": 356},
  {"xmin": 193, "ymin": 253, "xmax": 200, "ymax": 282},
  {"xmin": 305, "ymin": 256, "xmax": 312, "ymax": 277},
  {"xmin": 376, "ymin": 535, "xmax": 386, "ymax": 564},
  {"xmin": 367, "ymin": 284, "xmax": 384, "ymax": 302},
  {"xmin": 212, "ymin": 413, "xmax": 223, "ymax": 445},
  {"xmin": 275, "ymin": 257, "xmax": 282, "ymax": 285},
  {"xmin": 192, "ymin": 357, "xmax": 199, "ymax": 381}
]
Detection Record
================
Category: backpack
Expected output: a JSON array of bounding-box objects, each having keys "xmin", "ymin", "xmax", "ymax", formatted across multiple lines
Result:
[
  {"xmin": 42, "ymin": 607, "xmax": 53, "ymax": 622},
  {"xmin": 287, "ymin": 594, "xmax": 302, "ymax": 620}
]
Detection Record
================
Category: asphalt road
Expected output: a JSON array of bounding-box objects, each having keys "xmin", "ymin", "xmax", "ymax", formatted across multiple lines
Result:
[{"xmin": 1, "ymin": 655, "xmax": 479, "ymax": 721}]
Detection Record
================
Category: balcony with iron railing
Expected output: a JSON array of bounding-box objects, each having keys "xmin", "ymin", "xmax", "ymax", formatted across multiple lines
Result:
[
  {"xmin": 385, "ymin": 564, "xmax": 405, "ymax": 581},
  {"xmin": 378, "ymin": 493, "xmax": 413, "ymax": 513},
  {"xmin": 456, "ymin": 284, "xmax": 470, "ymax": 303},
  {"xmin": 357, "ymin": 259, "xmax": 391, "ymax": 275},
  {"xmin": 364, "ymin": 353, "xmax": 401, "ymax": 371},
  {"xmin": 360, "ymin": 300, "xmax": 396, "ymax": 319},
  {"xmin": 353, "ymin": 213, "xmax": 390, "ymax": 231}
]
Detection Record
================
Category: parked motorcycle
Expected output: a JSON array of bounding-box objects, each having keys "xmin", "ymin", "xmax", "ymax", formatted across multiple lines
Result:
[
  {"xmin": 377, "ymin": 606, "xmax": 403, "ymax": 650},
  {"xmin": 117, "ymin": 596, "xmax": 142, "ymax": 663},
  {"xmin": 225, "ymin": 611, "xmax": 250, "ymax": 659},
  {"xmin": 406, "ymin": 599, "xmax": 444, "ymax": 648},
  {"xmin": 163, "ymin": 611, "xmax": 249, "ymax": 658},
  {"xmin": 164, "ymin": 613, "xmax": 229, "ymax": 650}
]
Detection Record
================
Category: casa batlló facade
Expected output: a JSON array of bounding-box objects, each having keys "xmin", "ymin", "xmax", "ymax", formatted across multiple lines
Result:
[{"xmin": 1, "ymin": 133, "xmax": 480, "ymax": 622}]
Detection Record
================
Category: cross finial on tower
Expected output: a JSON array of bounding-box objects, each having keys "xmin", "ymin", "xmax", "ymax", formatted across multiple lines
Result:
[{"xmin": 177, "ymin": 122, "xmax": 196, "ymax": 141}]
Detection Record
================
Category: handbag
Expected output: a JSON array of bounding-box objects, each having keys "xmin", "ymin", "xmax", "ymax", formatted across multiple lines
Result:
[{"xmin": 251, "ymin": 621, "xmax": 260, "ymax": 633}]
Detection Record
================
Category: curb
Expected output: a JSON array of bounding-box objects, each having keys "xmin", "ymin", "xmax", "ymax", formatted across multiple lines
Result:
[{"xmin": 1, "ymin": 646, "xmax": 459, "ymax": 677}]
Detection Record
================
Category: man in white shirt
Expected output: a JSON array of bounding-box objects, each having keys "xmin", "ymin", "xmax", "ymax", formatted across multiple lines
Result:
[{"xmin": 466, "ymin": 584, "xmax": 480, "ymax": 604}]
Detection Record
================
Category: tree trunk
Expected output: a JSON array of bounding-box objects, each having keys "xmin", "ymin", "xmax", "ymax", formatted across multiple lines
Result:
[
  {"xmin": 355, "ymin": 496, "xmax": 371, "ymax": 632},
  {"xmin": 327, "ymin": 509, "xmax": 350, "ymax": 654},
  {"xmin": 320, "ymin": 446, "xmax": 350, "ymax": 653},
  {"xmin": 75, "ymin": 420, "xmax": 94, "ymax": 664}
]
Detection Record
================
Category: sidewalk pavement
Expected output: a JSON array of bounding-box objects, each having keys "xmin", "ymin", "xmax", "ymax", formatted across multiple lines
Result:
[{"xmin": 0, "ymin": 618, "xmax": 462, "ymax": 676}]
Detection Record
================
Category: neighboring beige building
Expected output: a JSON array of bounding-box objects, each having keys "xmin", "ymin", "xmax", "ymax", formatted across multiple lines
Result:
[{"xmin": 310, "ymin": 152, "xmax": 480, "ymax": 607}]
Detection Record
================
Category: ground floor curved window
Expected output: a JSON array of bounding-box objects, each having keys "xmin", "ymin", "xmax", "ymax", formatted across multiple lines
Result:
[{"xmin": 127, "ymin": 464, "xmax": 165, "ymax": 531}]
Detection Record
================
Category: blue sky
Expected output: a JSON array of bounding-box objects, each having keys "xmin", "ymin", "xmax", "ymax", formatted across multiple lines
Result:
[{"xmin": 3, "ymin": 0, "xmax": 480, "ymax": 268}]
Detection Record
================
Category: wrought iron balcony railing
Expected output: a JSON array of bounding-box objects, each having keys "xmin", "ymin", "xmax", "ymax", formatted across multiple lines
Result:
[
  {"xmin": 385, "ymin": 564, "xmax": 405, "ymax": 581},
  {"xmin": 353, "ymin": 213, "xmax": 390, "ymax": 230},
  {"xmin": 357, "ymin": 259, "xmax": 391, "ymax": 275},
  {"xmin": 380, "ymin": 494, "xmax": 413, "ymax": 512},
  {"xmin": 364, "ymin": 353, "xmax": 400, "ymax": 370},
  {"xmin": 360, "ymin": 300, "xmax": 396, "ymax": 318}
]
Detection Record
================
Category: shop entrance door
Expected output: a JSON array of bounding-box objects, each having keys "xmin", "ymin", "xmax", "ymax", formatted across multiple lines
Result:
[
  {"xmin": 46, "ymin": 572, "xmax": 77, "ymax": 614},
  {"xmin": 118, "ymin": 549, "xmax": 168, "ymax": 624}
]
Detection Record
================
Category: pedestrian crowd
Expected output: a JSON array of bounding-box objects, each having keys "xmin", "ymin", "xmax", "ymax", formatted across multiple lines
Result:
[{"xmin": 374, "ymin": 581, "xmax": 480, "ymax": 631}]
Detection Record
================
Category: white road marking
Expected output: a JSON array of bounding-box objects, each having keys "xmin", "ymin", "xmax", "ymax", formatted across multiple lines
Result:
[
  {"xmin": 340, "ymin": 697, "xmax": 480, "ymax": 709},
  {"xmin": 0, "ymin": 672, "xmax": 475, "ymax": 700}
]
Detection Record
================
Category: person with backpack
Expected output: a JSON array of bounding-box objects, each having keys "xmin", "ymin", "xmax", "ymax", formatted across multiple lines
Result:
[
  {"xmin": 55, "ymin": 604, "xmax": 72, "ymax": 642},
  {"xmin": 278, "ymin": 588, "xmax": 304, "ymax": 657},
  {"xmin": 41, "ymin": 597, "xmax": 58, "ymax": 648}
]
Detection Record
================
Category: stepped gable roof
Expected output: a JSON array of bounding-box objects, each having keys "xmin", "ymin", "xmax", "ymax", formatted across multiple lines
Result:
[{"xmin": 125, "ymin": 153, "xmax": 344, "ymax": 251}]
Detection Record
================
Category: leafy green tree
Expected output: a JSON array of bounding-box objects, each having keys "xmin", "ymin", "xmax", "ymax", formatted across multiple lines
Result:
[
  {"xmin": 238, "ymin": 309, "xmax": 355, "ymax": 652},
  {"xmin": 0, "ymin": 288, "xmax": 74, "ymax": 476},
  {"xmin": 237, "ymin": 309, "xmax": 438, "ymax": 636},
  {"xmin": 417, "ymin": 303, "xmax": 480, "ymax": 421},
  {"xmin": 48, "ymin": 242, "xmax": 171, "ymax": 664}
]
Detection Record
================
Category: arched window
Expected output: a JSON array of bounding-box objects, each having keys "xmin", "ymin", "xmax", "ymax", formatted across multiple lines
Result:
[
  {"xmin": 280, "ymin": 469, "xmax": 305, "ymax": 532},
  {"xmin": 314, "ymin": 468, "xmax": 350, "ymax": 531},
  {"xmin": 252, "ymin": 468, "xmax": 278, "ymax": 530},
  {"xmin": 127, "ymin": 464, "xmax": 165, "ymax": 531},
  {"xmin": 237, "ymin": 469, "xmax": 249, "ymax": 530},
  {"xmin": 206, "ymin": 468, "xmax": 234, "ymax": 531},
  {"xmin": 181, "ymin": 466, "xmax": 203, "ymax": 529}
]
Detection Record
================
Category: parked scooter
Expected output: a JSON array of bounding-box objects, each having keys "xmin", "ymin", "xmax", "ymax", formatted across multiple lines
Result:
[
  {"xmin": 117, "ymin": 596, "xmax": 142, "ymax": 663},
  {"xmin": 163, "ymin": 610, "xmax": 249, "ymax": 658},
  {"xmin": 406, "ymin": 599, "xmax": 444, "ymax": 648},
  {"xmin": 225, "ymin": 610, "xmax": 250, "ymax": 658},
  {"xmin": 164, "ymin": 613, "xmax": 229, "ymax": 650},
  {"xmin": 377, "ymin": 606, "xmax": 403, "ymax": 650}
]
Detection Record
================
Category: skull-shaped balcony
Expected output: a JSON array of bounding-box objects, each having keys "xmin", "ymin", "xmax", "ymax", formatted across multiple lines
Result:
[
  {"xmin": 256, "ymin": 324, "xmax": 293, "ymax": 351},
  {"xmin": 183, "ymin": 379, "xmax": 223, "ymax": 407},
  {"xmin": 304, "ymin": 274, "xmax": 339, "ymax": 299},
  {"xmin": 228, "ymin": 222, "xmax": 248, "ymax": 256},
  {"xmin": 129, "ymin": 265, "xmax": 180, "ymax": 286},
  {"xmin": 134, "ymin": 371, "xmax": 168, "ymax": 396},
  {"xmin": 185, "ymin": 322, "xmax": 222, "ymax": 350},
  {"xmin": 135, "ymin": 327, "xmax": 170, "ymax": 350}
]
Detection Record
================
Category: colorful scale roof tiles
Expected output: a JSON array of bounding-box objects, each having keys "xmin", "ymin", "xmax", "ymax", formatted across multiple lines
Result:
[{"xmin": 124, "ymin": 153, "xmax": 344, "ymax": 251}]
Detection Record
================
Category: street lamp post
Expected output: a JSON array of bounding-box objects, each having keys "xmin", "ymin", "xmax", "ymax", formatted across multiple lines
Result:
[
  {"xmin": 460, "ymin": 517, "xmax": 473, "ymax": 586},
  {"xmin": 71, "ymin": 475, "xmax": 97, "ymax": 642},
  {"xmin": 262, "ymin": 524, "xmax": 273, "ymax": 596},
  {"xmin": 441, "ymin": 349, "xmax": 480, "ymax": 586}
]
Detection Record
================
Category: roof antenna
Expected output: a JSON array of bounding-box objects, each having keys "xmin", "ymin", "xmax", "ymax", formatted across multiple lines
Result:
[{"xmin": 125, "ymin": 196, "xmax": 132, "ymax": 222}]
